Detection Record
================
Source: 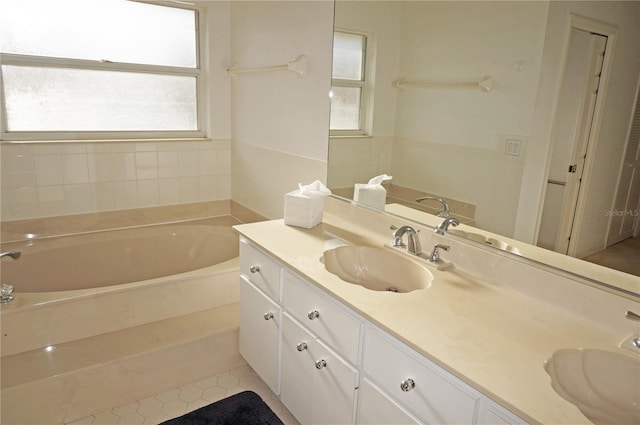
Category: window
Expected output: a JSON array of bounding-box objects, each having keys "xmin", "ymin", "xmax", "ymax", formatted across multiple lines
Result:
[
  {"xmin": 0, "ymin": 0, "xmax": 204, "ymax": 141},
  {"xmin": 330, "ymin": 30, "xmax": 370, "ymax": 136}
]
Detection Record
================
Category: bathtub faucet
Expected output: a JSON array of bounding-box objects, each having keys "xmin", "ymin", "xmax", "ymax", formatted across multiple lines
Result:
[
  {"xmin": 1, "ymin": 251, "xmax": 20, "ymax": 303},
  {"xmin": 0, "ymin": 251, "xmax": 21, "ymax": 260}
]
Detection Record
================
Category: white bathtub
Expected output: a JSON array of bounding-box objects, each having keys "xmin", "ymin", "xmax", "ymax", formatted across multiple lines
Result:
[{"xmin": 0, "ymin": 218, "xmax": 246, "ymax": 424}]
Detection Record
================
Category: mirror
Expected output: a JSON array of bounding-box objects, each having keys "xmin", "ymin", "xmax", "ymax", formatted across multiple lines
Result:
[{"xmin": 327, "ymin": 0, "xmax": 640, "ymax": 297}]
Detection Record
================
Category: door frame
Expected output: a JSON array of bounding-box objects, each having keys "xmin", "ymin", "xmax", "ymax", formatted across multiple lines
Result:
[{"xmin": 552, "ymin": 15, "xmax": 618, "ymax": 256}]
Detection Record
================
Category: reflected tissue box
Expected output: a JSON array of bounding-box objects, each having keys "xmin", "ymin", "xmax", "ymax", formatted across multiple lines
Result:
[
  {"xmin": 354, "ymin": 184, "xmax": 387, "ymax": 210},
  {"xmin": 284, "ymin": 191, "xmax": 324, "ymax": 228}
]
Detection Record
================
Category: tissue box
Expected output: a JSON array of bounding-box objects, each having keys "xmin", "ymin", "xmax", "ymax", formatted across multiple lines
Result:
[
  {"xmin": 354, "ymin": 184, "xmax": 387, "ymax": 210},
  {"xmin": 284, "ymin": 190, "xmax": 324, "ymax": 228}
]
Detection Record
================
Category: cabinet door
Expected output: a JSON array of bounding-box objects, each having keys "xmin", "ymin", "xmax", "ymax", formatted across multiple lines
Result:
[
  {"xmin": 280, "ymin": 313, "xmax": 358, "ymax": 425},
  {"xmin": 239, "ymin": 277, "xmax": 281, "ymax": 394},
  {"xmin": 357, "ymin": 378, "xmax": 423, "ymax": 425}
]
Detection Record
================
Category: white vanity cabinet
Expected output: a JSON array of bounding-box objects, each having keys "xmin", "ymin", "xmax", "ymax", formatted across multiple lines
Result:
[{"xmin": 238, "ymin": 237, "xmax": 529, "ymax": 425}]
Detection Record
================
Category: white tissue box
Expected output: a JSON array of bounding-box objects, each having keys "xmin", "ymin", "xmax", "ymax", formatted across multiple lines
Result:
[
  {"xmin": 354, "ymin": 184, "xmax": 387, "ymax": 210},
  {"xmin": 284, "ymin": 190, "xmax": 324, "ymax": 228}
]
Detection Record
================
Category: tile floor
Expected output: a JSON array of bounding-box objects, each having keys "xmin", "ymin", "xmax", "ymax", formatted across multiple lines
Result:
[{"xmin": 66, "ymin": 365, "xmax": 298, "ymax": 425}]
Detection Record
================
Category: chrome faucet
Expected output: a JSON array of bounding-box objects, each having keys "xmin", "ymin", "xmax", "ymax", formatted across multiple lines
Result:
[
  {"xmin": 416, "ymin": 196, "xmax": 450, "ymax": 217},
  {"xmin": 434, "ymin": 217, "xmax": 460, "ymax": 235},
  {"xmin": 390, "ymin": 225, "xmax": 422, "ymax": 256},
  {"xmin": 1, "ymin": 251, "xmax": 20, "ymax": 303},
  {"xmin": 0, "ymin": 251, "xmax": 21, "ymax": 260}
]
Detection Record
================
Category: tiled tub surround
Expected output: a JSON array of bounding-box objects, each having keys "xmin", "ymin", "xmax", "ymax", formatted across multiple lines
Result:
[
  {"xmin": 0, "ymin": 139, "xmax": 232, "ymax": 221},
  {"xmin": 0, "ymin": 216, "xmax": 245, "ymax": 424},
  {"xmin": 234, "ymin": 196, "xmax": 640, "ymax": 425}
]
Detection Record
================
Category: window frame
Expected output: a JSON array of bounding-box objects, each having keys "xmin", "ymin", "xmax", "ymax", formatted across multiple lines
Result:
[
  {"xmin": 330, "ymin": 29, "xmax": 373, "ymax": 138},
  {"xmin": 0, "ymin": 1, "xmax": 207, "ymax": 143}
]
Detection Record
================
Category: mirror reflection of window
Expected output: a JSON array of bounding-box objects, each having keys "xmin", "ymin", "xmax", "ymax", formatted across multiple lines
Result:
[{"xmin": 330, "ymin": 31, "xmax": 370, "ymax": 135}]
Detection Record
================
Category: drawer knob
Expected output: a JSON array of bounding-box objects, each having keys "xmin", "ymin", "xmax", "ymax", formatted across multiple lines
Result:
[
  {"xmin": 400, "ymin": 378, "xmax": 415, "ymax": 392},
  {"xmin": 250, "ymin": 265, "xmax": 260, "ymax": 273},
  {"xmin": 308, "ymin": 310, "xmax": 320, "ymax": 320},
  {"xmin": 296, "ymin": 342, "xmax": 308, "ymax": 352},
  {"xmin": 315, "ymin": 359, "xmax": 327, "ymax": 369},
  {"xmin": 263, "ymin": 312, "xmax": 274, "ymax": 320}
]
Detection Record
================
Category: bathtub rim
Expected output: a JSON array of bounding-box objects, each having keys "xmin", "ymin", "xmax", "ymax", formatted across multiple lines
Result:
[{"xmin": 0, "ymin": 256, "xmax": 239, "ymax": 316}]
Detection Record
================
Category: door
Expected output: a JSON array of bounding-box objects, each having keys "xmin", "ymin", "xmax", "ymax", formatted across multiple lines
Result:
[
  {"xmin": 608, "ymin": 88, "xmax": 640, "ymax": 244},
  {"xmin": 538, "ymin": 29, "xmax": 607, "ymax": 254}
]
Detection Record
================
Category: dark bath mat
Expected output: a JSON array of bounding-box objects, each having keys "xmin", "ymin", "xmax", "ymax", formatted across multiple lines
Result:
[{"xmin": 160, "ymin": 390, "xmax": 284, "ymax": 425}]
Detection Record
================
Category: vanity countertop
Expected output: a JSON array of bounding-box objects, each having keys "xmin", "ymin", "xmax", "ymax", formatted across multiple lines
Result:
[{"xmin": 234, "ymin": 218, "xmax": 630, "ymax": 425}]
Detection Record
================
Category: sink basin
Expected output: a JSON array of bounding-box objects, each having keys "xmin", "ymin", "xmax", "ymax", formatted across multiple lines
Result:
[
  {"xmin": 544, "ymin": 348, "xmax": 640, "ymax": 424},
  {"xmin": 449, "ymin": 229, "xmax": 521, "ymax": 254},
  {"xmin": 322, "ymin": 246, "xmax": 432, "ymax": 293}
]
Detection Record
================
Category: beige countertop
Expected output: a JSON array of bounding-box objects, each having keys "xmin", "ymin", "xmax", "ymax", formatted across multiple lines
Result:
[{"xmin": 234, "ymin": 218, "xmax": 630, "ymax": 425}]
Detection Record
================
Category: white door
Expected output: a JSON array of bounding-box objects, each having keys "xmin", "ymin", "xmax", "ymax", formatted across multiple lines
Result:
[
  {"xmin": 538, "ymin": 29, "xmax": 607, "ymax": 254},
  {"xmin": 608, "ymin": 88, "xmax": 640, "ymax": 244}
]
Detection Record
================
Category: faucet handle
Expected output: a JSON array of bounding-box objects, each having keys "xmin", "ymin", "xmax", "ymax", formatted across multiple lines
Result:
[
  {"xmin": 428, "ymin": 244, "xmax": 450, "ymax": 263},
  {"xmin": 625, "ymin": 311, "xmax": 640, "ymax": 321},
  {"xmin": 390, "ymin": 225, "xmax": 404, "ymax": 247}
]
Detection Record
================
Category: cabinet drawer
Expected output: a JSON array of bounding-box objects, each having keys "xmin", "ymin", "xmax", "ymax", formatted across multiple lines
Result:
[
  {"xmin": 357, "ymin": 378, "xmax": 422, "ymax": 425},
  {"xmin": 282, "ymin": 270, "xmax": 362, "ymax": 365},
  {"xmin": 363, "ymin": 327, "xmax": 479, "ymax": 425},
  {"xmin": 240, "ymin": 238, "xmax": 281, "ymax": 301},
  {"xmin": 281, "ymin": 313, "xmax": 358, "ymax": 425}
]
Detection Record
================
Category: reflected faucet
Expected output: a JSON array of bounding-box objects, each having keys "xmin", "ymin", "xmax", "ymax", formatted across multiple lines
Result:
[
  {"xmin": 390, "ymin": 225, "xmax": 422, "ymax": 256},
  {"xmin": 0, "ymin": 251, "xmax": 21, "ymax": 260},
  {"xmin": 434, "ymin": 217, "xmax": 460, "ymax": 235},
  {"xmin": 416, "ymin": 196, "xmax": 450, "ymax": 217}
]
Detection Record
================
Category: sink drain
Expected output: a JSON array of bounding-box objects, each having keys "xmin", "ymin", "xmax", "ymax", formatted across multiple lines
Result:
[{"xmin": 385, "ymin": 287, "xmax": 399, "ymax": 293}]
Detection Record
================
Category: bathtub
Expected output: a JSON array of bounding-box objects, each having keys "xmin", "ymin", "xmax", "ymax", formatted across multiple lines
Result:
[{"xmin": 0, "ymin": 218, "xmax": 247, "ymax": 424}]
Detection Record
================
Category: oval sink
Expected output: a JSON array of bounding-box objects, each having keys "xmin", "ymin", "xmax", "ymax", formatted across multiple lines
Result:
[
  {"xmin": 322, "ymin": 246, "xmax": 432, "ymax": 293},
  {"xmin": 544, "ymin": 348, "xmax": 640, "ymax": 425}
]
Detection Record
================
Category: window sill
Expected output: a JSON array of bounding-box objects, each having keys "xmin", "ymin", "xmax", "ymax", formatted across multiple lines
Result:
[{"xmin": 1, "ymin": 137, "xmax": 212, "ymax": 145}]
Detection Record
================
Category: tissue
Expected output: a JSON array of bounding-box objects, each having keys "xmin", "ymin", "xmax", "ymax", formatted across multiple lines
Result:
[
  {"xmin": 354, "ymin": 174, "xmax": 392, "ymax": 210},
  {"xmin": 284, "ymin": 180, "xmax": 332, "ymax": 228}
]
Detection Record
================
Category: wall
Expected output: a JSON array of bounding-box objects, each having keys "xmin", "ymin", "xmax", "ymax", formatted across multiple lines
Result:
[
  {"xmin": 515, "ymin": 1, "xmax": 640, "ymax": 256},
  {"xmin": 0, "ymin": 2, "xmax": 233, "ymax": 222},
  {"xmin": 328, "ymin": 1, "xmax": 549, "ymax": 237},
  {"xmin": 391, "ymin": 1, "xmax": 548, "ymax": 236},
  {"xmin": 1, "ymin": 1, "xmax": 335, "ymax": 223},
  {"xmin": 230, "ymin": 1, "xmax": 333, "ymax": 219}
]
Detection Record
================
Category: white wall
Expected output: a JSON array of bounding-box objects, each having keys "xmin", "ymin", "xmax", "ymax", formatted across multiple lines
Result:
[
  {"xmin": 392, "ymin": 1, "xmax": 549, "ymax": 236},
  {"xmin": 230, "ymin": 1, "xmax": 333, "ymax": 219}
]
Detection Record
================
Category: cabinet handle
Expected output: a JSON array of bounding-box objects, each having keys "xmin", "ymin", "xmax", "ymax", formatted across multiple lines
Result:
[
  {"xmin": 250, "ymin": 265, "xmax": 260, "ymax": 273},
  {"xmin": 400, "ymin": 378, "xmax": 415, "ymax": 392},
  {"xmin": 296, "ymin": 342, "xmax": 308, "ymax": 352},
  {"xmin": 315, "ymin": 359, "xmax": 327, "ymax": 369},
  {"xmin": 263, "ymin": 312, "xmax": 274, "ymax": 320},
  {"xmin": 308, "ymin": 310, "xmax": 320, "ymax": 320}
]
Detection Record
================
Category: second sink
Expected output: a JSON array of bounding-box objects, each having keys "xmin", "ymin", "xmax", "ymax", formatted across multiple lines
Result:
[
  {"xmin": 544, "ymin": 348, "xmax": 640, "ymax": 425},
  {"xmin": 322, "ymin": 246, "xmax": 433, "ymax": 293}
]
